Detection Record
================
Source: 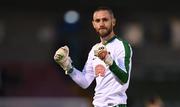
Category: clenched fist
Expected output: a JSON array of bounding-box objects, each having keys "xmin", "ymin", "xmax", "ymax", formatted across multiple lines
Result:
[
  {"xmin": 94, "ymin": 43, "xmax": 113, "ymax": 66},
  {"xmin": 54, "ymin": 45, "xmax": 73, "ymax": 74}
]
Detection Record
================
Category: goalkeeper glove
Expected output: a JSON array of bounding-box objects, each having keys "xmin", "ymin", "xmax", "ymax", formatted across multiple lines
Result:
[
  {"xmin": 94, "ymin": 43, "xmax": 113, "ymax": 66},
  {"xmin": 54, "ymin": 45, "xmax": 73, "ymax": 74}
]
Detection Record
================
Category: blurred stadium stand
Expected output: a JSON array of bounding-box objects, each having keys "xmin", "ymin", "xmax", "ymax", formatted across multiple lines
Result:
[{"xmin": 0, "ymin": 1, "xmax": 180, "ymax": 107}]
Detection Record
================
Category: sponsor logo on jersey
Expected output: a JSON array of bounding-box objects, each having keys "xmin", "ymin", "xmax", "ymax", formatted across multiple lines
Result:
[{"xmin": 95, "ymin": 64, "xmax": 105, "ymax": 77}]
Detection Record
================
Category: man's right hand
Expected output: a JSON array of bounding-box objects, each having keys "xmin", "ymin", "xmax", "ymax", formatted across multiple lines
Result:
[{"xmin": 54, "ymin": 45, "xmax": 73, "ymax": 74}]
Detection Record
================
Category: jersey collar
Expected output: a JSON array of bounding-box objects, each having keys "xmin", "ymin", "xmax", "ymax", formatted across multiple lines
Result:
[{"xmin": 103, "ymin": 35, "xmax": 117, "ymax": 45}]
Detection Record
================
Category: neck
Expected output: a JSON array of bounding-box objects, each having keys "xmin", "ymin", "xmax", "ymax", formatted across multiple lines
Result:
[{"xmin": 100, "ymin": 32, "xmax": 115, "ymax": 44}]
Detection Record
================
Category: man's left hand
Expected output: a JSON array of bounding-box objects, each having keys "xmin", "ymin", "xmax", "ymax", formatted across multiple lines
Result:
[{"xmin": 94, "ymin": 43, "xmax": 113, "ymax": 66}]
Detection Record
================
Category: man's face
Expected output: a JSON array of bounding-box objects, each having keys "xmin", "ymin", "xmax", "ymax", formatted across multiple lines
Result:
[{"xmin": 92, "ymin": 10, "xmax": 115, "ymax": 38}]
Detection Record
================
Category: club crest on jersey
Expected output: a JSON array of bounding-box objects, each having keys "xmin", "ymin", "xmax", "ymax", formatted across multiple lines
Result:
[{"xmin": 95, "ymin": 64, "xmax": 106, "ymax": 77}]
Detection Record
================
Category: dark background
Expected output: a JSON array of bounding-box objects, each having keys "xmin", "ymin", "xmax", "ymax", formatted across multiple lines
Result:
[{"xmin": 0, "ymin": 0, "xmax": 180, "ymax": 107}]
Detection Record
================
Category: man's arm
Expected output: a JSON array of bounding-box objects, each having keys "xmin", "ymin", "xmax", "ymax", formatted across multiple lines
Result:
[
  {"xmin": 54, "ymin": 45, "xmax": 95, "ymax": 89},
  {"xmin": 94, "ymin": 42, "xmax": 132, "ymax": 84},
  {"xmin": 69, "ymin": 49, "xmax": 95, "ymax": 89},
  {"xmin": 110, "ymin": 41, "xmax": 132, "ymax": 84}
]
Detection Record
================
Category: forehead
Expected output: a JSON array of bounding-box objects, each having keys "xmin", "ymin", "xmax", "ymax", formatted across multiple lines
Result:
[{"xmin": 93, "ymin": 10, "xmax": 112, "ymax": 19}]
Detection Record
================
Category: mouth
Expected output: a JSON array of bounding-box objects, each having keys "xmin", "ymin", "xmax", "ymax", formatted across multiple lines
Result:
[
  {"xmin": 98, "ymin": 28, "xmax": 107, "ymax": 32},
  {"xmin": 99, "ymin": 27, "xmax": 106, "ymax": 30}
]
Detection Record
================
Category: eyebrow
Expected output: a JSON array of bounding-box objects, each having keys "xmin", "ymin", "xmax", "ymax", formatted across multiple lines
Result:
[{"xmin": 94, "ymin": 17, "xmax": 109, "ymax": 22}]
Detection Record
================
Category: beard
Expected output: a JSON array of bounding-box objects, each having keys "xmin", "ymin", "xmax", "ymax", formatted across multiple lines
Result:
[{"xmin": 96, "ymin": 26, "xmax": 113, "ymax": 38}]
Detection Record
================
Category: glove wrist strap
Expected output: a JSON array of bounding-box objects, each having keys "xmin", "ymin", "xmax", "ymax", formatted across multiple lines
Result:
[{"xmin": 65, "ymin": 66, "xmax": 74, "ymax": 75}]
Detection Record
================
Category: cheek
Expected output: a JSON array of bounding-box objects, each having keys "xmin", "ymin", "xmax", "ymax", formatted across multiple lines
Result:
[
  {"xmin": 93, "ymin": 25, "xmax": 99, "ymax": 31},
  {"xmin": 106, "ymin": 23, "xmax": 112, "ymax": 28},
  {"xmin": 93, "ymin": 23, "xmax": 98, "ymax": 29},
  {"xmin": 92, "ymin": 22, "xmax": 96, "ymax": 28}
]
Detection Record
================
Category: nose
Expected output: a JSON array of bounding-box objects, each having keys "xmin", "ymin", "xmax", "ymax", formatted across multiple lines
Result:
[{"xmin": 99, "ymin": 20, "xmax": 105, "ymax": 27}]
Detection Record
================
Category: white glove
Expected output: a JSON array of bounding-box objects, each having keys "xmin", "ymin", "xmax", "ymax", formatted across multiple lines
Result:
[
  {"xmin": 94, "ymin": 43, "xmax": 113, "ymax": 66},
  {"xmin": 54, "ymin": 45, "xmax": 73, "ymax": 74}
]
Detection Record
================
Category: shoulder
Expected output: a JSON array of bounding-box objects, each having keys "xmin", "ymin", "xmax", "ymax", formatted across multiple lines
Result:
[
  {"xmin": 91, "ymin": 42, "xmax": 101, "ymax": 50},
  {"xmin": 110, "ymin": 37, "xmax": 132, "ymax": 56},
  {"xmin": 114, "ymin": 37, "xmax": 132, "ymax": 49},
  {"xmin": 116, "ymin": 37, "xmax": 133, "ymax": 56},
  {"xmin": 88, "ymin": 42, "xmax": 101, "ymax": 56},
  {"xmin": 115, "ymin": 36, "xmax": 130, "ymax": 45}
]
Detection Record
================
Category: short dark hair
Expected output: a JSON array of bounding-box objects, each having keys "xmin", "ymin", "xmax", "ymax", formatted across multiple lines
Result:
[{"xmin": 93, "ymin": 6, "xmax": 115, "ymax": 18}]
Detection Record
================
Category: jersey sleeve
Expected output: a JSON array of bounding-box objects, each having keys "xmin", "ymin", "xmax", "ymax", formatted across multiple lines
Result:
[
  {"xmin": 69, "ymin": 48, "xmax": 95, "ymax": 89},
  {"xmin": 109, "ymin": 41, "xmax": 132, "ymax": 84}
]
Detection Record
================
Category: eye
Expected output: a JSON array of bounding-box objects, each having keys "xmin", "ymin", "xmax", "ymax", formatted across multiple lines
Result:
[
  {"xmin": 102, "ymin": 18, "xmax": 108, "ymax": 22},
  {"xmin": 94, "ymin": 19, "xmax": 100, "ymax": 23}
]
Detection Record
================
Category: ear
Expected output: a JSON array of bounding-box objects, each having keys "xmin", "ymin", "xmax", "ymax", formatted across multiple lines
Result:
[{"xmin": 112, "ymin": 18, "xmax": 116, "ymax": 26}]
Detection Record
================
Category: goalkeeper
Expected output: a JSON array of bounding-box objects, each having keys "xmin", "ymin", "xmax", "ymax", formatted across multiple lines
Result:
[{"xmin": 54, "ymin": 6, "xmax": 133, "ymax": 107}]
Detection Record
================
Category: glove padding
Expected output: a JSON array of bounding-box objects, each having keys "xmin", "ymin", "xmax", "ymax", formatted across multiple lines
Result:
[
  {"xmin": 94, "ymin": 43, "xmax": 113, "ymax": 66},
  {"xmin": 54, "ymin": 45, "xmax": 73, "ymax": 74}
]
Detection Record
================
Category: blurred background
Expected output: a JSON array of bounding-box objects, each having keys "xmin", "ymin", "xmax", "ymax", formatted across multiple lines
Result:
[{"xmin": 0, "ymin": 0, "xmax": 180, "ymax": 107}]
